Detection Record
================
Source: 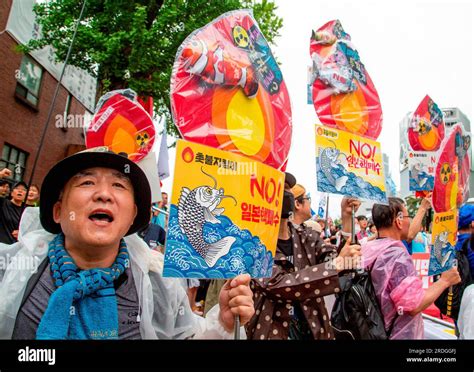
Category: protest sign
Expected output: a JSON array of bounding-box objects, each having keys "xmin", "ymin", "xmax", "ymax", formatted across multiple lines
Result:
[
  {"xmin": 429, "ymin": 210, "xmax": 457, "ymax": 276},
  {"xmin": 407, "ymin": 151, "xmax": 436, "ymax": 192},
  {"xmin": 315, "ymin": 125, "xmax": 386, "ymax": 202},
  {"xmin": 163, "ymin": 140, "xmax": 284, "ymax": 279}
]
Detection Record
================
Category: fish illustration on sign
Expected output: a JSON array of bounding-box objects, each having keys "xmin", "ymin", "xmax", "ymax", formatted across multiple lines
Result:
[
  {"xmin": 410, "ymin": 162, "xmax": 429, "ymax": 189},
  {"xmin": 432, "ymin": 230, "xmax": 451, "ymax": 267},
  {"xmin": 318, "ymin": 140, "xmax": 349, "ymax": 192},
  {"xmin": 177, "ymin": 167, "xmax": 237, "ymax": 267}
]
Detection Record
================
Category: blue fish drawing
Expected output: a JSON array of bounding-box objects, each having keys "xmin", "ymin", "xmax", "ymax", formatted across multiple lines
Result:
[
  {"xmin": 433, "ymin": 231, "xmax": 451, "ymax": 267},
  {"xmin": 318, "ymin": 144, "xmax": 348, "ymax": 192},
  {"xmin": 177, "ymin": 168, "xmax": 237, "ymax": 267},
  {"xmin": 410, "ymin": 162, "xmax": 428, "ymax": 189}
]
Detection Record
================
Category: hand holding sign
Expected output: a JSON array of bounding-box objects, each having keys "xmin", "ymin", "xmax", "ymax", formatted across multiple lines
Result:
[
  {"xmin": 439, "ymin": 266, "xmax": 461, "ymax": 287},
  {"xmin": 218, "ymin": 274, "xmax": 254, "ymax": 332}
]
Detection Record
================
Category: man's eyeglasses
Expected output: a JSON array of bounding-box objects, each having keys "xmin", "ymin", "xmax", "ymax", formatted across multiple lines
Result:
[
  {"xmin": 299, "ymin": 196, "xmax": 311, "ymax": 202},
  {"xmin": 398, "ymin": 213, "xmax": 414, "ymax": 220}
]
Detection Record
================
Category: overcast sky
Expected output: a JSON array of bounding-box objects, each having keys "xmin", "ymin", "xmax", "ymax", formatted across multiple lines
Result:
[{"xmin": 161, "ymin": 0, "xmax": 473, "ymax": 218}]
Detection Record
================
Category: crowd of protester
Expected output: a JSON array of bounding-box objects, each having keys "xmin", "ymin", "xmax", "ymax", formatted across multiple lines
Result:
[{"xmin": 1, "ymin": 160, "xmax": 473, "ymax": 340}]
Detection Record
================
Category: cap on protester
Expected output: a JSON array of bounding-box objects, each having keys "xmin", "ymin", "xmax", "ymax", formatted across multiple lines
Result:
[
  {"xmin": 290, "ymin": 184, "xmax": 306, "ymax": 199},
  {"xmin": 39, "ymin": 147, "xmax": 151, "ymax": 236},
  {"xmin": 284, "ymin": 172, "xmax": 296, "ymax": 189},
  {"xmin": 458, "ymin": 204, "xmax": 474, "ymax": 229},
  {"xmin": 12, "ymin": 181, "xmax": 28, "ymax": 190}
]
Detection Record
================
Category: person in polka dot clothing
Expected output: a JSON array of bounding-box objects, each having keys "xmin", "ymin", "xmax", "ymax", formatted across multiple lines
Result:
[{"xmin": 245, "ymin": 173, "xmax": 362, "ymax": 340}]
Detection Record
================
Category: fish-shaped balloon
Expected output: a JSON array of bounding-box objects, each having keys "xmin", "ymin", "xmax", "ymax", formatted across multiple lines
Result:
[
  {"xmin": 309, "ymin": 20, "xmax": 382, "ymax": 140},
  {"xmin": 170, "ymin": 10, "xmax": 292, "ymax": 170},
  {"xmin": 432, "ymin": 123, "xmax": 471, "ymax": 212},
  {"xmin": 408, "ymin": 95, "xmax": 445, "ymax": 151}
]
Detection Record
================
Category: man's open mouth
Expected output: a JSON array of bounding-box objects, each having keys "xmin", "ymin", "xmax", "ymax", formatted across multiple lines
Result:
[{"xmin": 89, "ymin": 210, "xmax": 114, "ymax": 223}]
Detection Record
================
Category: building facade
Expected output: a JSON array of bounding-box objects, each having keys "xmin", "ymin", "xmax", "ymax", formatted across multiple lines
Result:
[{"xmin": 0, "ymin": 0, "xmax": 93, "ymax": 188}]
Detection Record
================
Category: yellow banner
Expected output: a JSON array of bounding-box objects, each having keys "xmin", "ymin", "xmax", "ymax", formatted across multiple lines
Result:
[
  {"xmin": 315, "ymin": 124, "xmax": 387, "ymax": 202},
  {"xmin": 163, "ymin": 140, "xmax": 284, "ymax": 278},
  {"xmin": 429, "ymin": 210, "xmax": 457, "ymax": 275}
]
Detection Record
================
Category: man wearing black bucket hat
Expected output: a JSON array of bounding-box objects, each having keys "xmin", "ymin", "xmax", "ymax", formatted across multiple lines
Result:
[{"xmin": 0, "ymin": 148, "xmax": 253, "ymax": 339}]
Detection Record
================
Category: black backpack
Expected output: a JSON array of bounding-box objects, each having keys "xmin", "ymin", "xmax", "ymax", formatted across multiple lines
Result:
[
  {"xmin": 331, "ymin": 263, "xmax": 394, "ymax": 340},
  {"xmin": 434, "ymin": 238, "xmax": 473, "ymax": 320}
]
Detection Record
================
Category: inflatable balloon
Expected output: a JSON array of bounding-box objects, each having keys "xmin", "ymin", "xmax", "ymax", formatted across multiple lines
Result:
[
  {"xmin": 432, "ymin": 124, "xmax": 471, "ymax": 213},
  {"xmin": 309, "ymin": 20, "xmax": 382, "ymax": 140},
  {"xmin": 170, "ymin": 10, "xmax": 292, "ymax": 170},
  {"xmin": 85, "ymin": 89, "xmax": 155, "ymax": 162},
  {"xmin": 408, "ymin": 95, "xmax": 445, "ymax": 151}
]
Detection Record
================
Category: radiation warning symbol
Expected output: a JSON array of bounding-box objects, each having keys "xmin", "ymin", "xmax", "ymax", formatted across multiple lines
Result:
[
  {"xmin": 136, "ymin": 131, "xmax": 150, "ymax": 148},
  {"xmin": 417, "ymin": 118, "xmax": 429, "ymax": 135},
  {"xmin": 440, "ymin": 163, "xmax": 451, "ymax": 185},
  {"xmin": 233, "ymin": 25, "xmax": 250, "ymax": 48}
]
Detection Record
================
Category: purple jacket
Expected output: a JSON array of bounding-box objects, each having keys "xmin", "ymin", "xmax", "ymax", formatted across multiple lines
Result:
[{"xmin": 362, "ymin": 238, "xmax": 425, "ymax": 339}]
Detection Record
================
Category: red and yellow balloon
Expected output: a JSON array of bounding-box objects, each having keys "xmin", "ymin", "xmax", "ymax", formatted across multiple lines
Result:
[
  {"xmin": 408, "ymin": 95, "xmax": 445, "ymax": 151},
  {"xmin": 310, "ymin": 20, "xmax": 382, "ymax": 140},
  {"xmin": 85, "ymin": 92, "xmax": 155, "ymax": 162},
  {"xmin": 432, "ymin": 124, "xmax": 470, "ymax": 213},
  {"xmin": 170, "ymin": 10, "xmax": 292, "ymax": 170}
]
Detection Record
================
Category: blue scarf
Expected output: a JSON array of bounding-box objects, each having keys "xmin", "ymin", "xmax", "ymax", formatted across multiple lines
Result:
[{"xmin": 36, "ymin": 233, "xmax": 129, "ymax": 340}]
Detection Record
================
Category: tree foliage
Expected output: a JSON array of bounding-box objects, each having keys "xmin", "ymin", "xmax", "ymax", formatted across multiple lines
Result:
[{"xmin": 21, "ymin": 0, "xmax": 283, "ymax": 137}]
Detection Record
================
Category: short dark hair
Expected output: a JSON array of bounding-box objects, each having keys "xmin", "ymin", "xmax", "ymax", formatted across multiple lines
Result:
[
  {"xmin": 29, "ymin": 184, "xmax": 40, "ymax": 192},
  {"xmin": 0, "ymin": 179, "xmax": 10, "ymax": 187},
  {"xmin": 356, "ymin": 215, "xmax": 367, "ymax": 222},
  {"xmin": 372, "ymin": 197, "xmax": 405, "ymax": 230}
]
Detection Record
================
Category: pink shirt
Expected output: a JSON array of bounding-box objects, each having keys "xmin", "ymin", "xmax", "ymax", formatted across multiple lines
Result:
[{"xmin": 362, "ymin": 238, "xmax": 425, "ymax": 339}]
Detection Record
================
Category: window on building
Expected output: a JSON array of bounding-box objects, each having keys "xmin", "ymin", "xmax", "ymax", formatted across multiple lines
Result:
[
  {"xmin": 60, "ymin": 93, "xmax": 72, "ymax": 132},
  {"xmin": 0, "ymin": 144, "xmax": 29, "ymax": 182},
  {"xmin": 15, "ymin": 55, "xmax": 43, "ymax": 109}
]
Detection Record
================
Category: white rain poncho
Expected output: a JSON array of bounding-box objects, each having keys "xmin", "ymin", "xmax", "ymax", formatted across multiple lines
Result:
[
  {"xmin": 0, "ymin": 207, "xmax": 244, "ymax": 339},
  {"xmin": 458, "ymin": 284, "xmax": 474, "ymax": 339}
]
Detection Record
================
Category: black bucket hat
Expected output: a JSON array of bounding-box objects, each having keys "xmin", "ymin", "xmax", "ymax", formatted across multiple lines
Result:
[{"xmin": 39, "ymin": 147, "xmax": 151, "ymax": 236}]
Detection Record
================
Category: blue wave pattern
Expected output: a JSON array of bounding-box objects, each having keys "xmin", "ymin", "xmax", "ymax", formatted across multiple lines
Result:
[
  {"xmin": 163, "ymin": 205, "xmax": 274, "ymax": 279},
  {"xmin": 316, "ymin": 158, "xmax": 387, "ymax": 203},
  {"xmin": 428, "ymin": 244, "xmax": 456, "ymax": 276},
  {"xmin": 409, "ymin": 171, "xmax": 434, "ymax": 192}
]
